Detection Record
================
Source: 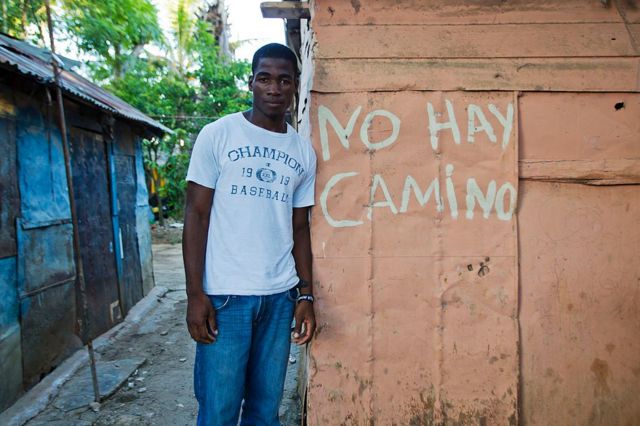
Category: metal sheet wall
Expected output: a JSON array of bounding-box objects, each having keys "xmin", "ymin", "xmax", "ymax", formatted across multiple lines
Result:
[
  {"xmin": 15, "ymin": 97, "xmax": 70, "ymax": 227},
  {"xmin": 134, "ymin": 138, "xmax": 154, "ymax": 295},
  {"xmin": 0, "ymin": 72, "xmax": 157, "ymax": 410},
  {"xmin": 518, "ymin": 92, "xmax": 640, "ymax": 424},
  {"xmin": 0, "ymin": 85, "xmax": 24, "ymax": 409},
  {"xmin": 302, "ymin": 0, "xmax": 640, "ymax": 424},
  {"xmin": 0, "ymin": 257, "xmax": 22, "ymax": 411},
  {"xmin": 112, "ymin": 123, "xmax": 144, "ymax": 310},
  {"xmin": 69, "ymin": 127, "xmax": 120, "ymax": 339},
  {"xmin": 0, "ymin": 87, "xmax": 19, "ymax": 259},
  {"xmin": 12, "ymin": 89, "xmax": 79, "ymax": 388},
  {"xmin": 114, "ymin": 152, "xmax": 143, "ymax": 313}
]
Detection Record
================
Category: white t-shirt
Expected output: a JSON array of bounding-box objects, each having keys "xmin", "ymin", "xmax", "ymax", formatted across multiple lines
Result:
[{"xmin": 186, "ymin": 112, "xmax": 317, "ymax": 295}]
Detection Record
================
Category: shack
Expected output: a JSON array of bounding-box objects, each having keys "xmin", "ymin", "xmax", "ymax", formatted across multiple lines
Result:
[
  {"xmin": 0, "ymin": 33, "xmax": 168, "ymax": 410},
  {"xmin": 283, "ymin": 0, "xmax": 640, "ymax": 424}
]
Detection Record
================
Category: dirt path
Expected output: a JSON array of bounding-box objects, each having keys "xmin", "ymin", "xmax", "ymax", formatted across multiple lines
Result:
[{"xmin": 25, "ymin": 243, "xmax": 302, "ymax": 425}]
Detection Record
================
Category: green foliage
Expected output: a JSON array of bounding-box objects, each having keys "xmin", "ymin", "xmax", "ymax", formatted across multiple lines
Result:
[
  {"xmin": 105, "ymin": 6, "xmax": 251, "ymax": 219},
  {"xmin": 61, "ymin": 0, "xmax": 163, "ymax": 78},
  {"xmin": 193, "ymin": 22, "xmax": 252, "ymax": 119},
  {"xmin": 1, "ymin": 0, "xmax": 48, "ymax": 45},
  {"xmin": 168, "ymin": 0, "xmax": 197, "ymax": 75},
  {"xmin": 155, "ymin": 129, "xmax": 191, "ymax": 216}
]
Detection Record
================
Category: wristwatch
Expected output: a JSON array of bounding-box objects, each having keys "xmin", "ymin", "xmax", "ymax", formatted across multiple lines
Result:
[{"xmin": 296, "ymin": 294, "xmax": 314, "ymax": 304}]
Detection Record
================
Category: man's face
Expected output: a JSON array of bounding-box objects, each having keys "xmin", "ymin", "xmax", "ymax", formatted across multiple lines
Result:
[{"xmin": 249, "ymin": 57, "xmax": 297, "ymax": 121}]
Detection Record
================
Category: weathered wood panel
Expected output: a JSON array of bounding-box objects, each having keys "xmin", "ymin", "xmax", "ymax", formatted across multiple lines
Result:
[
  {"xmin": 631, "ymin": 24, "xmax": 640, "ymax": 45},
  {"xmin": 313, "ymin": 58, "xmax": 640, "ymax": 92},
  {"xmin": 519, "ymin": 92, "xmax": 640, "ymax": 161},
  {"xmin": 618, "ymin": 2, "xmax": 640, "ymax": 24},
  {"xmin": 520, "ymin": 159, "xmax": 640, "ymax": 185},
  {"xmin": 315, "ymin": 23, "xmax": 638, "ymax": 59},
  {"xmin": 312, "ymin": 0, "xmax": 623, "ymax": 26},
  {"xmin": 0, "ymin": 87, "xmax": 19, "ymax": 259},
  {"xmin": 115, "ymin": 154, "xmax": 143, "ymax": 313},
  {"xmin": 518, "ymin": 181, "xmax": 640, "ymax": 426},
  {"xmin": 308, "ymin": 90, "xmax": 519, "ymax": 423},
  {"xmin": 20, "ymin": 281, "xmax": 81, "ymax": 389},
  {"xmin": 0, "ymin": 256, "xmax": 22, "ymax": 411},
  {"xmin": 306, "ymin": 0, "xmax": 640, "ymax": 424},
  {"xmin": 308, "ymin": 257, "xmax": 374, "ymax": 423},
  {"xmin": 17, "ymin": 223, "xmax": 75, "ymax": 295},
  {"xmin": 15, "ymin": 97, "xmax": 71, "ymax": 226},
  {"xmin": 70, "ymin": 127, "xmax": 120, "ymax": 340},
  {"xmin": 0, "ymin": 257, "xmax": 19, "ymax": 336},
  {"xmin": 0, "ymin": 323, "xmax": 22, "ymax": 411}
]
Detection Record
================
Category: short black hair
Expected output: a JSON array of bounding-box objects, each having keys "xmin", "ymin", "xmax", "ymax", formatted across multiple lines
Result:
[{"xmin": 251, "ymin": 43, "xmax": 298, "ymax": 75}]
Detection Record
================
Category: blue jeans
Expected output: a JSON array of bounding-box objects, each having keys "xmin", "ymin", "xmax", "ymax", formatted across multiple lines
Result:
[{"xmin": 194, "ymin": 288, "xmax": 297, "ymax": 426}]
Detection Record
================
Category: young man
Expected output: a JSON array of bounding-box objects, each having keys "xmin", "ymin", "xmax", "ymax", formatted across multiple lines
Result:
[{"xmin": 183, "ymin": 43, "xmax": 316, "ymax": 426}]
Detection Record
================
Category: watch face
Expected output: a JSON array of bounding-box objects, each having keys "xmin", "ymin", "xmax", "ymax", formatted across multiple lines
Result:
[{"xmin": 256, "ymin": 167, "xmax": 277, "ymax": 183}]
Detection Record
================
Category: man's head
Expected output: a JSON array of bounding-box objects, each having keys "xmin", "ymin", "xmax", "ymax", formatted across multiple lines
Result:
[
  {"xmin": 251, "ymin": 43, "xmax": 298, "ymax": 76},
  {"xmin": 248, "ymin": 43, "xmax": 298, "ymax": 123}
]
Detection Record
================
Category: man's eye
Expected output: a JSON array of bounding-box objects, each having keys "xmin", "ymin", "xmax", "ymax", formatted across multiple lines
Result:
[{"xmin": 280, "ymin": 79, "xmax": 291, "ymax": 85}]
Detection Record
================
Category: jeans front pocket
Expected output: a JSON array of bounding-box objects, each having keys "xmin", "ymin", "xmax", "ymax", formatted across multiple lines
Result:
[
  {"xmin": 209, "ymin": 295, "xmax": 231, "ymax": 311},
  {"xmin": 286, "ymin": 287, "xmax": 299, "ymax": 302}
]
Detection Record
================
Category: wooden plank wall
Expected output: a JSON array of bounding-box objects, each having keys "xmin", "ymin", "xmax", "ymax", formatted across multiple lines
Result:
[{"xmin": 300, "ymin": 0, "xmax": 640, "ymax": 424}]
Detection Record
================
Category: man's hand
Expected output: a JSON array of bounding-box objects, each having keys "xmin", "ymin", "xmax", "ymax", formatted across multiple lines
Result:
[
  {"xmin": 292, "ymin": 301, "xmax": 316, "ymax": 345},
  {"xmin": 186, "ymin": 292, "xmax": 217, "ymax": 344}
]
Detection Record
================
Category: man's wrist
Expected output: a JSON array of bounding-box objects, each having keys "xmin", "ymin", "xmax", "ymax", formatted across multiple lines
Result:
[
  {"xmin": 186, "ymin": 287, "xmax": 206, "ymax": 298},
  {"xmin": 296, "ymin": 278, "xmax": 310, "ymax": 290}
]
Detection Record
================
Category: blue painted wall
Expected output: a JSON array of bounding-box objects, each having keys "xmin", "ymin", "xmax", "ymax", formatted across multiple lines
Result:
[
  {"xmin": 0, "ymin": 75, "xmax": 157, "ymax": 411},
  {"xmin": 0, "ymin": 257, "xmax": 23, "ymax": 412},
  {"xmin": 0, "ymin": 257, "xmax": 18, "ymax": 333},
  {"xmin": 16, "ymin": 221, "xmax": 75, "ymax": 296},
  {"xmin": 16, "ymin": 105, "xmax": 71, "ymax": 227},
  {"xmin": 135, "ymin": 138, "xmax": 155, "ymax": 295}
]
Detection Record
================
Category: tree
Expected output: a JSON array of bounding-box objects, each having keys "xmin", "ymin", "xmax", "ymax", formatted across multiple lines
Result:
[
  {"xmin": 167, "ymin": 0, "xmax": 197, "ymax": 77},
  {"xmin": 61, "ymin": 0, "xmax": 163, "ymax": 79},
  {"xmin": 1, "ymin": 0, "xmax": 49, "ymax": 45},
  {"xmin": 192, "ymin": 21, "xmax": 251, "ymax": 120},
  {"xmin": 107, "ymin": 12, "xmax": 251, "ymax": 221}
]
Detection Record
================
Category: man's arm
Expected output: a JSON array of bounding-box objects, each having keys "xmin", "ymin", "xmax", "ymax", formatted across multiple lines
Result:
[
  {"xmin": 183, "ymin": 181, "xmax": 217, "ymax": 343},
  {"xmin": 291, "ymin": 206, "xmax": 316, "ymax": 345}
]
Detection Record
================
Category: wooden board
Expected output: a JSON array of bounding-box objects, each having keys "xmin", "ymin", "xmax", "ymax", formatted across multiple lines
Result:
[
  {"xmin": 519, "ymin": 92, "xmax": 640, "ymax": 161},
  {"xmin": 312, "ymin": 0, "xmax": 623, "ymax": 26},
  {"xmin": 70, "ymin": 127, "xmax": 120, "ymax": 340},
  {"xmin": 315, "ymin": 23, "xmax": 638, "ymax": 59},
  {"xmin": 518, "ymin": 181, "xmax": 640, "ymax": 425},
  {"xmin": 308, "ymin": 91, "xmax": 519, "ymax": 424},
  {"xmin": 114, "ymin": 154, "xmax": 143, "ymax": 314},
  {"xmin": 0, "ymin": 104, "xmax": 19, "ymax": 258},
  {"xmin": 630, "ymin": 23, "xmax": 640, "ymax": 47},
  {"xmin": 519, "ymin": 159, "xmax": 640, "ymax": 185},
  {"xmin": 313, "ymin": 58, "xmax": 640, "ymax": 92}
]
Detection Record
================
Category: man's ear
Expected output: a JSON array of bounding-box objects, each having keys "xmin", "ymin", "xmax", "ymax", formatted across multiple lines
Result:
[{"xmin": 248, "ymin": 75, "xmax": 254, "ymax": 91}]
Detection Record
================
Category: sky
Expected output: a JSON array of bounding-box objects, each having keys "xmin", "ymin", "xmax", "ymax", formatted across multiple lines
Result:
[
  {"xmin": 154, "ymin": 0, "xmax": 286, "ymax": 62},
  {"xmin": 226, "ymin": 0, "xmax": 286, "ymax": 61}
]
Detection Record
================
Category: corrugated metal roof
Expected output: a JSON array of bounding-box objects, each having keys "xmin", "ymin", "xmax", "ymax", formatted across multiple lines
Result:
[{"xmin": 0, "ymin": 34, "xmax": 171, "ymax": 134}]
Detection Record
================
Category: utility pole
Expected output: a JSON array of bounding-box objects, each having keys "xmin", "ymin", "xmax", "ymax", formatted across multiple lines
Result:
[{"xmin": 44, "ymin": 0, "xmax": 101, "ymax": 404}]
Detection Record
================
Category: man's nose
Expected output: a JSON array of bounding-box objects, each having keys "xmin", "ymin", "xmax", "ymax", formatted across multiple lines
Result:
[{"xmin": 266, "ymin": 80, "xmax": 281, "ymax": 95}]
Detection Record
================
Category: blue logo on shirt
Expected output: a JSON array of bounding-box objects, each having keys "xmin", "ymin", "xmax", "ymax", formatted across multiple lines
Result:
[{"xmin": 256, "ymin": 167, "xmax": 277, "ymax": 183}]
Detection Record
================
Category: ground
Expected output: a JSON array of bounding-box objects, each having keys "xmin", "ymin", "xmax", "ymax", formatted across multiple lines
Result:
[{"xmin": 24, "ymin": 226, "xmax": 302, "ymax": 425}]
